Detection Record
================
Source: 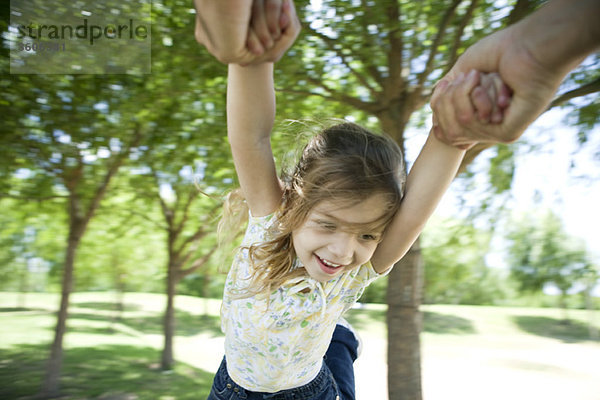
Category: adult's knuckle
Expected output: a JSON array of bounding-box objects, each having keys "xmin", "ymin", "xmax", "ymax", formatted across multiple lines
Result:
[
  {"xmin": 252, "ymin": 1, "xmax": 263, "ymax": 13},
  {"xmin": 258, "ymin": 31, "xmax": 271, "ymax": 42},
  {"xmin": 265, "ymin": 0, "xmax": 281, "ymax": 12},
  {"xmin": 456, "ymin": 110, "xmax": 474, "ymax": 125},
  {"xmin": 216, "ymin": 54, "xmax": 235, "ymax": 64}
]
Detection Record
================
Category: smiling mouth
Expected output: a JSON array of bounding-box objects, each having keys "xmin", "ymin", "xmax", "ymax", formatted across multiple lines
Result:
[{"xmin": 315, "ymin": 255, "xmax": 345, "ymax": 274}]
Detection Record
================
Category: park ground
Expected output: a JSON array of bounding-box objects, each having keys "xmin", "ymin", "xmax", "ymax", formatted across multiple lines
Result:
[{"xmin": 1, "ymin": 292, "xmax": 599, "ymax": 400}]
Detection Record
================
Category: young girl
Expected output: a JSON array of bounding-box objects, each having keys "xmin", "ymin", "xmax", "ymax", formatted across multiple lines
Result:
[{"xmin": 207, "ymin": 17, "xmax": 508, "ymax": 400}]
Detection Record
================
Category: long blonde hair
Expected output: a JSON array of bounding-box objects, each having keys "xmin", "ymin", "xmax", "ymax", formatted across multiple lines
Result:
[{"xmin": 221, "ymin": 121, "xmax": 406, "ymax": 298}]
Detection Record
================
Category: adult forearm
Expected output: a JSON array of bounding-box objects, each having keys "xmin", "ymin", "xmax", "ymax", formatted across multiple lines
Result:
[{"xmin": 515, "ymin": 0, "xmax": 600, "ymax": 75}]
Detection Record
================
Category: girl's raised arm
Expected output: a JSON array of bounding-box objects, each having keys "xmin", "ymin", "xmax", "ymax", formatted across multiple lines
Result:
[
  {"xmin": 225, "ymin": 0, "xmax": 299, "ymax": 217},
  {"xmin": 370, "ymin": 70, "xmax": 490, "ymax": 274},
  {"xmin": 227, "ymin": 63, "xmax": 283, "ymax": 217},
  {"xmin": 370, "ymin": 132, "xmax": 465, "ymax": 274}
]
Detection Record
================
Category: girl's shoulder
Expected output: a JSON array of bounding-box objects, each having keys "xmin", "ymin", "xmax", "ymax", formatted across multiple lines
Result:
[
  {"xmin": 242, "ymin": 211, "xmax": 280, "ymax": 246},
  {"xmin": 320, "ymin": 261, "xmax": 391, "ymax": 297},
  {"xmin": 350, "ymin": 260, "xmax": 391, "ymax": 283}
]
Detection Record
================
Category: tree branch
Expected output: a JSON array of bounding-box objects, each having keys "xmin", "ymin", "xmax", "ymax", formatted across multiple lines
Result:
[
  {"xmin": 281, "ymin": 75, "xmax": 374, "ymax": 111},
  {"xmin": 279, "ymin": 84, "xmax": 376, "ymax": 112},
  {"xmin": 304, "ymin": 25, "xmax": 380, "ymax": 100},
  {"xmin": 417, "ymin": 0, "xmax": 462, "ymax": 88},
  {"xmin": 154, "ymin": 179, "xmax": 173, "ymax": 230},
  {"xmin": 174, "ymin": 189, "xmax": 200, "ymax": 238},
  {"xmin": 407, "ymin": 1, "xmax": 427, "ymax": 68},
  {"xmin": 444, "ymin": 0, "xmax": 479, "ymax": 76},
  {"xmin": 506, "ymin": 0, "xmax": 536, "ymax": 26},
  {"xmin": 176, "ymin": 202, "xmax": 222, "ymax": 256},
  {"xmin": 84, "ymin": 123, "xmax": 144, "ymax": 223},
  {"xmin": 359, "ymin": 0, "xmax": 386, "ymax": 88},
  {"xmin": 304, "ymin": 75, "xmax": 379, "ymax": 113},
  {"xmin": 0, "ymin": 193, "xmax": 68, "ymax": 201},
  {"xmin": 277, "ymin": 87, "xmax": 338, "ymax": 101},
  {"xmin": 126, "ymin": 208, "xmax": 168, "ymax": 230},
  {"xmin": 385, "ymin": 1, "xmax": 404, "ymax": 95},
  {"xmin": 548, "ymin": 76, "xmax": 600, "ymax": 109},
  {"xmin": 179, "ymin": 245, "xmax": 219, "ymax": 279},
  {"xmin": 177, "ymin": 229, "xmax": 209, "ymax": 266}
]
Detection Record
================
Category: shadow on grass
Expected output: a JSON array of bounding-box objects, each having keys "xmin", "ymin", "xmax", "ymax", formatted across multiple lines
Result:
[
  {"xmin": 344, "ymin": 308, "xmax": 386, "ymax": 332},
  {"xmin": 72, "ymin": 301, "xmax": 143, "ymax": 312},
  {"xmin": 0, "ymin": 307, "xmax": 50, "ymax": 313},
  {"xmin": 0, "ymin": 344, "xmax": 214, "ymax": 400},
  {"xmin": 512, "ymin": 315, "xmax": 597, "ymax": 343},
  {"xmin": 68, "ymin": 311, "xmax": 223, "ymax": 338},
  {"xmin": 423, "ymin": 311, "xmax": 476, "ymax": 334},
  {"xmin": 345, "ymin": 308, "xmax": 476, "ymax": 335}
]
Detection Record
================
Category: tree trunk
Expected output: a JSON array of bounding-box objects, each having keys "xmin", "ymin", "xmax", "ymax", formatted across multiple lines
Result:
[
  {"xmin": 585, "ymin": 283, "xmax": 598, "ymax": 340},
  {"xmin": 377, "ymin": 105, "xmax": 426, "ymax": 400},
  {"xmin": 112, "ymin": 250, "xmax": 125, "ymax": 315},
  {"xmin": 387, "ymin": 240, "xmax": 424, "ymax": 400},
  {"xmin": 161, "ymin": 261, "xmax": 177, "ymax": 370},
  {"xmin": 38, "ymin": 215, "xmax": 84, "ymax": 398},
  {"xmin": 35, "ymin": 121, "xmax": 136, "ymax": 398},
  {"xmin": 18, "ymin": 259, "xmax": 28, "ymax": 309},
  {"xmin": 202, "ymin": 274, "xmax": 211, "ymax": 316},
  {"xmin": 559, "ymin": 292, "xmax": 569, "ymax": 321}
]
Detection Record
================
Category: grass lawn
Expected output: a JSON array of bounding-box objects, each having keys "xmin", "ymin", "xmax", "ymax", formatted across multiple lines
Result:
[
  {"xmin": 345, "ymin": 303, "xmax": 600, "ymax": 400},
  {"xmin": 1, "ymin": 292, "xmax": 599, "ymax": 400},
  {"xmin": 0, "ymin": 292, "xmax": 220, "ymax": 400}
]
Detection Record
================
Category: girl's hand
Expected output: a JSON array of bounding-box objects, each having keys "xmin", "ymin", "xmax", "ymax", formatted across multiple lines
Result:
[
  {"xmin": 431, "ymin": 70, "xmax": 512, "ymax": 150},
  {"xmin": 246, "ymin": 0, "xmax": 285, "ymax": 55},
  {"xmin": 245, "ymin": 0, "xmax": 300, "ymax": 64},
  {"xmin": 471, "ymin": 72, "xmax": 512, "ymax": 124}
]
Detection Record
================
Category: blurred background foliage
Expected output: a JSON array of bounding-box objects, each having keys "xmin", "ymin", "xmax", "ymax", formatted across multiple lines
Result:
[
  {"xmin": 1, "ymin": 0, "xmax": 597, "ymax": 306},
  {"xmin": 0, "ymin": 0, "xmax": 599, "ymax": 397}
]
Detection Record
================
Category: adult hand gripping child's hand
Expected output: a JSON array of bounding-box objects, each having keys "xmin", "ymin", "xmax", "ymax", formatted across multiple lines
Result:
[
  {"xmin": 245, "ymin": 0, "xmax": 300, "ymax": 64},
  {"xmin": 431, "ymin": 70, "xmax": 511, "ymax": 150},
  {"xmin": 430, "ymin": 0, "xmax": 600, "ymax": 149},
  {"xmin": 194, "ymin": 0, "xmax": 300, "ymax": 65}
]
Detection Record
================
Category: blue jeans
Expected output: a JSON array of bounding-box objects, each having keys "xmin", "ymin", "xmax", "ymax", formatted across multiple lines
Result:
[{"xmin": 207, "ymin": 324, "xmax": 359, "ymax": 400}]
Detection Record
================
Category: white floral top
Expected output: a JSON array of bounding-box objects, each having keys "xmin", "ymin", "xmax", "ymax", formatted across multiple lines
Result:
[{"xmin": 220, "ymin": 212, "xmax": 386, "ymax": 392}]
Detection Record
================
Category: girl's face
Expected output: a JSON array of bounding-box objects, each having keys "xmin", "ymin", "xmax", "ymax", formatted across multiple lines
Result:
[{"xmin": 292, "ymin": 193, "xmax": 391, "ymax": 282}]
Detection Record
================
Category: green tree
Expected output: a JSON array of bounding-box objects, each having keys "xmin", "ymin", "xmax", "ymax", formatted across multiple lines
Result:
[
  {"xmin": 1, "ymin": 0, "xmax": 231, "ymax": 393},
  {"xmin": 129, "ymin": 0, "xmax": 231, "ymax": 369},
  {"xmin": 507, "ymin": 210, "xmax": 594, "ymax": 313},
  {"xmin": 1, "ymin": 3, "xmax": 151, "ymax": 396},
  {"xmin": 0, "ymin": 199, "xmax": 65, "ymax": 300},
  {"xmin": 77, "ymin": 187, "xmax": 167, "ymax": 296},
  {"xmin": 421, "ymin": 216, "xmax": 507, "ymax": 305},
  {"xmin": 0, "ymin": 99, "xmax": 143, "ymax": 398}
]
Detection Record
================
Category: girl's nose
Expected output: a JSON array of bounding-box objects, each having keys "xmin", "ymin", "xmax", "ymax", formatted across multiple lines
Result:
[{"xmin": 328, "ymin": 233, "xmax": 354, "ymax": 262}]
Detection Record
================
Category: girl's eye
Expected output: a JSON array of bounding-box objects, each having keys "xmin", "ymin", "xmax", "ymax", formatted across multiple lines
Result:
[
  {"xmin": 317, "ymin": 221, "xmax": 336, "ymax": 231},
  {"xmin": 360, "ymin": 233, "xmax": 379, "ymax": 241}
]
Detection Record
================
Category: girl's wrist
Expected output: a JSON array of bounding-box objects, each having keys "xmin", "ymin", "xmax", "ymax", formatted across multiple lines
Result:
[
  {"xmin": 429, "ymin": 128, "xmax": 470, "ymax": 154},
  {"xmin": 231, "ymin": 62, "xmax": 274, "ymax": 70}
]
